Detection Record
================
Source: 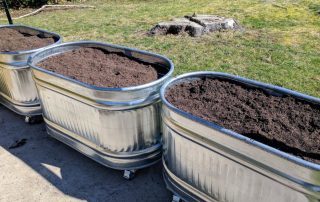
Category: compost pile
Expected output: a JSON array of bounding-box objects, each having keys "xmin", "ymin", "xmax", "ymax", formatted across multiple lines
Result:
[
  {"xmin": 0, "ymin": 28, "xmax": 55, "ymax": 52},
  {"xmin": 166, "ymin": 77, "xmax": 320, "ymax": 164},
  {"xmin": 37, "ymin": 47, "xmax": 159, "ymax": 88}
]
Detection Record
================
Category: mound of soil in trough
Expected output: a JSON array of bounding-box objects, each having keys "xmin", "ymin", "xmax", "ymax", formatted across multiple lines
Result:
[
  {"xmin": 0, "ymin": 28, "xmax": 55, "ymax": 52},
  {"xmin": 166, "ymin": 77, "xmax": 320, "ymax": 164},
  {"xmin": 38, "ymin": 47, "xmax": 160, "ymax": 88}
]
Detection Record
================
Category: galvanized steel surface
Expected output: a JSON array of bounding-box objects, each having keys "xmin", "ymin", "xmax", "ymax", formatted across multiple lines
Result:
[
  {"xmin": 160, "ymin": 72, "xmax": 320, "ymax": 202},
  {"xmin": 29, "ymin": 41, "xmax": 174, "ymax": 170},
  {"xmin": 0, "ymin": 25, "xmax": 62, "ymax": 116}
]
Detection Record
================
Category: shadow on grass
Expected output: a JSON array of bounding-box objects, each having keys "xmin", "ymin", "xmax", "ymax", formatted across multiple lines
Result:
[{"xmin": 0, "ymin": 105, "xmax": 170, "ymax": 201}]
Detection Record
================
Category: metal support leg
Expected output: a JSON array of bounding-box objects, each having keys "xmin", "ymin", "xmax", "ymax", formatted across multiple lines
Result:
[
  {"xmin": 123, "ymin": 170, "xmax": 136, "ymax": 180},
  {"xmin": 2, "ymin": 0, "xmax": 13, "ymax": 24}
]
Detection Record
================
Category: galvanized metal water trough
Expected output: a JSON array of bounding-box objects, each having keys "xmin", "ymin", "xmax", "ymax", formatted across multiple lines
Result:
[
  {"xmin": 28, "ymin": 41, "xmax": 174, "ymax": 179},
  {"xmin": 0, "ymin": 25, "xmax": 61, "ymax": 122},
  {"xmin": 160, "ymin": 72, "xmax": 320, "ymax": 202}
]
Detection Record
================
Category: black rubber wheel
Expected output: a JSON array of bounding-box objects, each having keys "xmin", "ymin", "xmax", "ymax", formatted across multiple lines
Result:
[{"xmin": 25, "ymin": 116, "xmax": 43, "ymax": 124}]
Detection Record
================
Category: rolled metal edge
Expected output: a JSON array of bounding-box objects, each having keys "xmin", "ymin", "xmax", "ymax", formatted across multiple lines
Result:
[
  {"xmin": 0, "ymin": 95, "xmax": 41, "ymax": 116},
  {"xmin": 46, "ymin": 124, "xmax": 162, "ymax": 170},
  {"xmin": 0, "ymin": 24, "xmax": 62, "ymax": 65},
  {"xmin": 28, "ymin": 41, "xmax": 174, "ymax": 91},
  {"xmin": 28, "ymin": 41, "xmax": 174, "ymax": 109}
]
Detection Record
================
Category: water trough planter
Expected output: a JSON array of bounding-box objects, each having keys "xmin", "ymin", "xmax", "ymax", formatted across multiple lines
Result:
[
  {"xmin": 28, "ymin": 41, "xmax": 174, "ymax": 179},
  {"xmin": 0, "ymin": 25, "xmax": 61, "ymax": 123},
  {"xmin": 160, "ymin": 72, "xmax": 320, "ymax": 202}
]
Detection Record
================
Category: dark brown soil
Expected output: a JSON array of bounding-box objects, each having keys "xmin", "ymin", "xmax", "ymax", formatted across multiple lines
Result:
[
  {"xmin": 38, "ymin": 47, "xmax": 160, "ymax": 88},
  {"xmin": 166, "ymin": 77, "xmax": 320, "ymax": 164},
  {"xmin": 0, "ymin": 28, "xmax": 55, "ymax": 52}
]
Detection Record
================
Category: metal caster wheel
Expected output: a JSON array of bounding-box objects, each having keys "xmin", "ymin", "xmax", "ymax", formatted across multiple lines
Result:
[
  {"xmin": 25, "ymin": 116, "xmax": 43, "ymax": 124},
  {"xmin": 172, "ymin": 195, "xmax": 181, "ymax": 202},
  {"xmin": 123, "ymin": 170, "xmax": 136, "ymax": 180}
]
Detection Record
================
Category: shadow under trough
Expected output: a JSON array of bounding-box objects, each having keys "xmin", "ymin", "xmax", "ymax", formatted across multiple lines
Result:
[{"xmin": 0, "ymin": 105, "xmax": 170, "ymax": 202}]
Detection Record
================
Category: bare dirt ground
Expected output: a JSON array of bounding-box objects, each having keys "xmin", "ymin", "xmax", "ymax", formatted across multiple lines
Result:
[{"xmin": 0, "ymin": 105, "xmax": 171, "ymax": 202}]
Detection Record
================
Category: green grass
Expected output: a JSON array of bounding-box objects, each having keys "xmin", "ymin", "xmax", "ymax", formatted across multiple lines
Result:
[{"xmin": 1, "ymin": 0, "xmax": 319, "ymax": 96}]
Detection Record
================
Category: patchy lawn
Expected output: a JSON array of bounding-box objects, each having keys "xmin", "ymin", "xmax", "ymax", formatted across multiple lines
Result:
[{"xmin": 1, "ymin": 0, "xmax": 319, "ymax": 96}]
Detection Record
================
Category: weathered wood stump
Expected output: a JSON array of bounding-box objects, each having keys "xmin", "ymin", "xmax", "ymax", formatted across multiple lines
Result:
[{"xmin": 149, "ymin": 14, "xmax": 241, "ymax": 37}]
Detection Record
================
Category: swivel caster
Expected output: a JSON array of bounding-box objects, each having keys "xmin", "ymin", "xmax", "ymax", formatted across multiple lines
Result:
[
  {"xmin": 25, "ymin": 115, "xmax": 43, "ymax": 124},
  {"xmin": 172, "ymin": 195, "xmax": 182, "ymax": 202},
  {"xmin": 123, "ymin": 170, "xmax": 136, "ymax": 180}
]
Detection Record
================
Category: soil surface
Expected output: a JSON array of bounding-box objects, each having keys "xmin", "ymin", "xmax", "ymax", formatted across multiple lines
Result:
[
  {"xmin": 0, "ymin": 28, "xmax": 55, "ymax": 52},
  {"xmin": 38, "ymin": 47, "xmax": 160, "ymax": 88},
  {"xmin": 166, "ymin": 77, "xmax": 320, "ymax": 164}
]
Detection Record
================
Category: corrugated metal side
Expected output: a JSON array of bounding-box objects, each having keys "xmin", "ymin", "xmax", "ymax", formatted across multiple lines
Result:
[
  {"xmin": 0, "ymin": 66, "xmax": 12, "ymax": 99},
  {"xmin": 162, "ymin": 124, "xmax": 309, "ymax": 202},
  {"xmin": 38, "ymin": 85, "xmax": 161, "ymax": 153},
  {"xmin": 0, "ymin": 66, "xmax": 38, "ymax": 103}
]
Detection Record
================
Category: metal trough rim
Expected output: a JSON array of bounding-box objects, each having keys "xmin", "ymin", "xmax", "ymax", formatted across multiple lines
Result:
[
  {"xmin": 160, "ymin": 71, "xmax": 320, "ymax": 170},
  {"xmin": 0, "ymin": 24, "xmax": 62, "ymax": 56},
  {"xmin": 28, "ymin": 41, "xmax": 174, "ymax": 92}
]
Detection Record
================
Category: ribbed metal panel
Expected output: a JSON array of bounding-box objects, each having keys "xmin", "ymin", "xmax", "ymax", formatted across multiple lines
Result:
[
  {"xmin": 163, "ymin": 125, "xmax": 308, "ymax": 202},
  {"xmin": 0, "ymin": 66, "xmax": 11, "ymax": 99},
  {"xmin": 0, "ymin": 66, "xmax": 38, "ymax": 103},
  {"xmin": 39, "ymin": 86, "xmax": 161, "ymax": 153}
]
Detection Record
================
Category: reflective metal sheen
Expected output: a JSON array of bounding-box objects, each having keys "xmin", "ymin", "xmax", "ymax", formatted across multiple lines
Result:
[
  {"xmin": 0, "ymin": 25, "xmax": 62, "ymax": 116},
  {"xmin": 161, "ymin": 72, "xmax": 320, "ymax": 202},
  {"xmin": 29, "ymin": 41, "xmax": 174, "ymax": 170}
]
